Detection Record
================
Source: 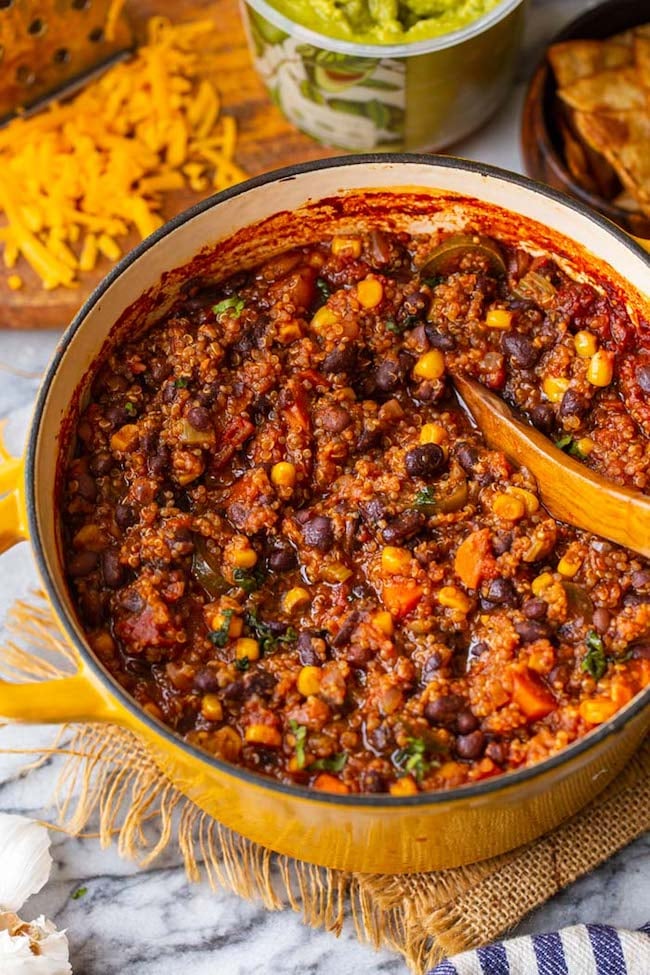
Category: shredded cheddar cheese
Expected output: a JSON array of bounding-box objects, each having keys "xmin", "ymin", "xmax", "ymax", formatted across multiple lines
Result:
[{"xmin": 0, "ymin": 16, "xmax": 247, "ymax": 289}]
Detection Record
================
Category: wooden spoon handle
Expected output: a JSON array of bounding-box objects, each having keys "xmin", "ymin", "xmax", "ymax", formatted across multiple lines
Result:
[{"xmin": 453, "ymin": 374, "xmax": 650, "ymax": 559}]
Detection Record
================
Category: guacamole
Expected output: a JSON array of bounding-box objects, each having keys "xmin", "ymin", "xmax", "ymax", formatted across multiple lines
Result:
[{"xmin": 268, "ymin": 0, "xmax": 504, "ymax": 45}]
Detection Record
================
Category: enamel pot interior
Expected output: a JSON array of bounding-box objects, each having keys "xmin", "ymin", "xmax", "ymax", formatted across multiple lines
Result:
[{"xmin": 28, "ymin": 156, "xmax": 650, "ymax": 838}]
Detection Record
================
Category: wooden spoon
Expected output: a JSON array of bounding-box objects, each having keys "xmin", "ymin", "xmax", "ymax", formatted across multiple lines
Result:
[{"xmin": 453, "ymin": 373, "xmax": 650, "ymax": 559}]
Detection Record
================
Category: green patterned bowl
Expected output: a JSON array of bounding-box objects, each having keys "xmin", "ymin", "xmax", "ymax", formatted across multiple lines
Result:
[{"xmin": 240, "ymin": 0, "xmax": 527, "ymax": 152}]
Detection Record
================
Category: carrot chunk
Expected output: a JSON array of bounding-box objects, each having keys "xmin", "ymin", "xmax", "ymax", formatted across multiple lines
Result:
[{"xmin": 512, "ymin": 668, "xmax": 556, "ymax": 720}]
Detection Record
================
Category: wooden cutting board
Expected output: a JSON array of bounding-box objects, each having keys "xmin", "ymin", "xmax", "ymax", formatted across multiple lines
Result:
[{"xmin": 0, "ymin": 0, "xmax": 334, "ymax": 329}]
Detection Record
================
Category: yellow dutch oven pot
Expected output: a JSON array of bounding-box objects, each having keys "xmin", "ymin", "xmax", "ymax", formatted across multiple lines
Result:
[{"xmin": 0, "ymin": 156, "xmax": 649, "ymax": 874}]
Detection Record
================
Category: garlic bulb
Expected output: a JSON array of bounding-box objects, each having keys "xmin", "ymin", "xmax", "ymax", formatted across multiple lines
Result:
[
  {"xmin": 0, "ymin": 815, "xmax": 52, "ymax": 913},
  {"xmin": 0, "ymin": 815, "xmax": 72, "ymax": 974}
]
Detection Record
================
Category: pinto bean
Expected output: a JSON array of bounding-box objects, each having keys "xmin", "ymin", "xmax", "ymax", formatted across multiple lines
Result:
[
  {"xmin": 320, "ymin": 404, "xmax": 351, "ymax": 433},
  {"xmin": 592, "ymin": 607, "xmax": 611, "ymax": 633},
  {"xmin": 193, "ymin": 668, "xmax": 220, "ymax": 693},
  {"xmin": 456, "ymin": 730, "xmax": 485, "ymax": 760},
  {"xmin": 456, "ymin": 710, "xmax": 479, "ymax": 734},
  {"xmin": 522, "ymin": 597, "xmax": 548, "ymax": 620},
  {"xmin": 186, "ymin": 406, "xmax": 212, "ymax": 431}
]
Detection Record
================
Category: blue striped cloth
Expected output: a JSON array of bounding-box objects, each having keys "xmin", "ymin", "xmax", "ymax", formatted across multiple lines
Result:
[{"xmin": 429, "ymin": 924, "xmax": 650, "ymax": 974}]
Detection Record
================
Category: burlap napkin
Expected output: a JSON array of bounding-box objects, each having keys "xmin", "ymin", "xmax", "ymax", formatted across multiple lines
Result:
[{"xmin": 1, "ymin": 598, "xmax": 648, "ymax": 974}]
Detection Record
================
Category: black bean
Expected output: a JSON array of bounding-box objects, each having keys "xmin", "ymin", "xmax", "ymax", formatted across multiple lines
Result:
[
  {"xmin": 382, "ymin": 509, "xmax": 425, "ymax": 544},
  {"xmin": 515, "ymin": 620, "xmax": 550, "ymax": 643},
  {"xmin": 68, "ymin": 550, "xmax": 98, "ymax": 578},
  {"xmin": 559, "ymin": 388, "xmax": 589, "ymax": 419},
  {"xmin": 456, "ymin": 710, "xmax": 479, "ymax": 734},
  {"xmin": 424, "ymin": 324, "xmax": 456, "ymax": 350},
  {"xmin": 302, "ymin": 515, "xmax": 334, "ymax": 551},
  {"xmin": 405, "ymin": 443, "xmax": 445, "ymax": 478},
  {"xmin": 187, "ymin": 406, "xmax": 212, "ymax": 431},
  {"xmin": 119, "ymin": 589, "xmax": 144, "ymax": 613},
  {"xmin": 162, "ymin": 382, "xmax": 178, "ymax": 405},
  {"xmin": 631, "ymin": 642, "xmax": 650, "ymax": 660},
  {"xmin": 244, "ymin": 671, "xmax": 277, "ymax": 698},
  {"xmin": 501, "ymin": 332, "xmax": 539, "ymax": 368},
  {"xmin": 522, "ymin": 597, "xmax": 547, "ymax": 620},
  {"xmin": 297, "ymin": 631, "xmax": 324, "ymax": 666},
  {"xmin": 624, "ymin": 591, "xmax": 650, "ymax": 606},
  {"xmin": 636, "ymin": 365, "xmax": 650, "ymax": 395},
  {"xmin": 356, "ymin": 424, "xmax": 382, "ymax": 452},
  {"xmin": 105, "ymin": 404, "xmax": 129, "ymax": 427},
  {"xmin": 148, "ymin": 446, "xmax": 170, "ymax": 477},
  {"xmin": 360, "ymin": 769, "xmax": 385, "ymax": 793},
  {"xmin": 90, "ymin": 451, "xmax": 113, "ymax": 476},
  {"xmin": 359, "ymin": 498, "xmax": 387, "ymax": 525},
  {"xmin": 467, "ymin": 639, "xmax": 488, "ymax": 667},
  {"xmin": 421, "ymin": 652, "xmax": 443, "ymax": 682},
  {"xmin": 456, "ymin": 730, "xmax": 485, "ymax": 760},
  {"xmin": 149, "ymin": 359, "xmax": 171, "ymax": 383},
  {"xmin": 424, "ymin": 694, "xmax": 464, "ymax": 726},
  {"xmin": 322, "ymin": 345, "xmax": 356, "ymax": 374},
  {"xmin": 631, "ymin": 570, "xmax": 650, "ymax": 588},
  {"xmin": 455, "ymin": 443, "xmax": 479, "ymax": 474},
  {"xmin": 193, "ymin": 668, "xmax": 220, "ymax": 693},
  {"xmin": 484, "ymin": 578, "xmax": 517, "ymax": 606},
  {"xmin": 140, "ymin": 431, "xmax": 158, "ymax": 454},
  {"xmin": 592, "ymin": 607, "xmax": 611, "ymax": 633},
  {"xmin": 531, "ymin": 403, "xmax": 555, "ymax": 432},
  {"xmin": 76, "ymin": 472, "xmax": 97, "ymax": 501},
  {"xmin": 332, "ymin": 611, "xmax": 360, "ymax": 648},
  {"xmin": 101, "ymin": 549, "xmax": 123, "ymax": 589},
  {"xmin": 268, "ymin": 544, "xmax": 297, "ymax": 572},
  {"xmin": 115, "ymin": 503, "xmax": 137, "ymax": 530},
  {"xmin": 222, "ymin": 679, "xmax": 245, "ymax": 700},
  {"xmin": 375, "ymin": 358, "xmax": 404, "ymax": 392},
  {"xmin": 492, "ymin": 532, "xmax": 513, "ymax": 556},
  {"xmin": 197, "ymin": 381, "xmax": 220, "ymax": 406},
  {"xmin": 321, "ymin": 404, "xmax": 351, "ymax": 433},
  {"xmin": 485, "ymin": 740, "xmax": 507, "ymax": 765},
  {"xmin": 414, "ymin": 379, "xmax": 445, "ymax": 404}
]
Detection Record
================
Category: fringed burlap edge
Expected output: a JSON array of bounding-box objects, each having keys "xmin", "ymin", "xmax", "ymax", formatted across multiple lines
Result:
[{"xmin": 1, "ymin": 595, "xmax": 648, "ymax": 974}]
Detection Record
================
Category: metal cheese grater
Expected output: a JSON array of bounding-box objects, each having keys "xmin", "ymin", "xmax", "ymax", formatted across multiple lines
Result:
[{"xmin": 0, "ymin": 0, "xmax": 134, "ymax": 124}]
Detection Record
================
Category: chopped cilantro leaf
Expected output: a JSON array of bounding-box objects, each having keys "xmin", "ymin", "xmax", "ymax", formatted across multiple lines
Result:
[
  {"xmin": 582, "ymin": 630, "xmax": 607, "ymax": 681},
  {"xmin": 422, "ymin": 275, "xmax": 444, "ymax": 288},
  {"xmin": 244, "ymin": 611, "xmax": 297, "ymax": 655},
  {"xmin": 213, "ymin": 295, "xmax": 245, "ymax": 318},
  {"xmin": 308, "ymin": 752, "xmax": 347, "ymax": 772},
  {"xmin": 209, "ymin": 609, "xmax": 234, "ymax": 648},
  {"xmin": 386, "ymin": 318, "xmax": 407, "ymax": 335},
  {"xmin": 174, "ymin": 377, "xmax": 189, "ymax": 388},
  {"xmin": 124, "ymin": 401, "xmax": 137, "ymax": 416},
  {"xmin": 414, "ymin": 486, "xmax": 437, "ymax": 512},
  {"xmin": 289, "ymin": 719, "xmax": 307, "ymax": 769},
  {"xmin": 315, "ymin": 278, "xmax": 331, "ymax": 301},
  {"xmin": 235, "ymin": 656, "xmax": 250, "ymax": 672},
  {"xmin": 233, "ymin": 567, "xmax": 259, "ymax": 594},
  {"xmin": 71, "ymin": 886, "xmax": 88, "ymax": 900},
  {"xmin": 392, "ymin": 737, "xmax": 437, "ymax": 782},
  {"xmin": 555, "ymin": 435, "xmax": 588, "ymax": 460}
]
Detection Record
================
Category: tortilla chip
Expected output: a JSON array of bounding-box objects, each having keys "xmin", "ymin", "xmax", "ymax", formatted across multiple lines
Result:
[
  {"xmin": 559, "ymin": 67, "xmax": 647, "ymax": 114},
  {"xmin": 548, "ymin": 40, "xmax": 632, "ymax": 88},
  {"xmin": 574, "ymin": 111, "xmax": 650, "ymax": 207},
  {"xmin": 634, "ymin": 35, "xmax": 650, "ymax": 89}
]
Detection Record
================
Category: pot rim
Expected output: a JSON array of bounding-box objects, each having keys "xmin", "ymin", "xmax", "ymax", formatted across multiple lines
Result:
[{"xmin": 28, "ymin": 152, "xmax": 650, "ymax": 809}]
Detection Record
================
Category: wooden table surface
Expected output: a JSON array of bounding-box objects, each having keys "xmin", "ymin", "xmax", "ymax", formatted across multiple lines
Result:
[{"xmin": 0, "ymin": 0, "xmax": 334, "ymax": 329}]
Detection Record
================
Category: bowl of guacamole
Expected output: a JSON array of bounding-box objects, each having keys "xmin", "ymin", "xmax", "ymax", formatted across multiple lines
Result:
[{"xmin": 240, "ymin": 0, "xmax": 527, "ymax": 151}]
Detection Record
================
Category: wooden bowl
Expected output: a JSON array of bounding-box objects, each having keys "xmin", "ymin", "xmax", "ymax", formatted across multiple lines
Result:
[{"xmin": 521, "ymin": 0, "xmax": 650, "ymax": 239}]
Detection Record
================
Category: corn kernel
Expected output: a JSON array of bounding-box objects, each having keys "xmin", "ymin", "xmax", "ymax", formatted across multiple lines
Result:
[
  {"xmin": 575, "ymin": 437, "xmax": 594, "ymax": 457},
  {"xmin": 90, "ymin": 631, "xmax": 116, "ymax": 655},
  {"xmin": 390, "ymin": 775, "xmax": 418, "ymax": 796},
  {"xmin": 283, "ymin": 586, "xmax": 311, "ymax": 613},
  {"xmin": 227, "ymin": 535, "xmax": 258, "ymax": 569},
  {"xmin": 485, "ymin": 308, "xmax": 513, "ymax": 330},
  {"xmin": 7, "ymin": 274, "xmax": 23, "ymax": 291},
  {"xmin": 420, "ymin": 423, "xmax": 447, "ymax": 445},
  {"xmin": 574, "ymin": 330, "xmax": 598, "ymax": 357},
  {"xmin": 331, "ymin": 236, "xmax": 361, "ymax": 258},
  {"xmin": 297, "ymin": 665, "xmax": 322, "ymax": 696},
  {"xmin": 587, "ymin": 349, "xmax": 614, "ymax": 387},
  {"xmin": 557, "ymin": 552, "xmax": 582, "ymax": 578},
  {"xmin": 110, "ymin": 423, "xmax": 140, "ymax": 452},
  {"xmin": 234, "ymin": 637, "xmax": 260, "ymax": 662},
  {"xmin": 288, "ymin": 754, "xmax": 313, "ymax": 773},
  {"xmin": 277, "ymin": 322, "xmax": 303, "ymax": 344},
  {"xmin": 321, "ymin": 561, "xmax": 353, "ymax": 584},
  {"xmin": 372, "ymin": 610, "xmax": 394, "ymax": 637},
  {"xmin": 311, "ymin": 305, "xmax": 339, "ymax": 334},
  {"xmin": 492, "ymin": 492, "xmax": 526, "ymax": 522},
  {"xmin": 356, "ymin": 275, "xmax": 383, "ymax": 309},
  {"xmin": 579, "ymin": 699, "xmax": 618, "ymax": 724},
  {"xmin": 542, "ymin": 376, "xmax": 570, "ymax": 403},
  {"xmin": 507, "ymin": 487, "xmax": 539, "ymax": 514},
  {"xmin": 313, "ymin": 773, "xmax": 349, "ymax": 794},
  {"xmin": 271, "ymin": 461, "xmax": 297, "ymax": 488},
  {"xmin": 213, "ymin": 726, "xmax": 242, "ymax": 760},
  {"xmin": 531, "ymin": 572, "xmax": 553, "ymax": 596},
  {"xmin": 437, "ymin": 585, "xmax": 472, "ymax": 613},
  {"xmin": 381, "ymin": 546, "xmax": 411, "ymax": 576},
  {"xmin": 413, "ymin": 349, "xmax": 445, "ymax": 381},
  {"xmin": 201, "ymin": 693, "xmax": 223, "ymax": 722},
  {"xmin": 245, "ymin": 724, "xmax": 282, "ymax": 747},
  {"xmin": 611, "ymin": 682, "xmax": 633, "ymax": 707},
  {"xmin": 204, "ymin": 605, "xmax": 243, "ymax": 639}
]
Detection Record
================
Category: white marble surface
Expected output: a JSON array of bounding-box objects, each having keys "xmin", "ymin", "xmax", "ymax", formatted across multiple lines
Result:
[{"xmin": 0, "ymin": 1, "xmax": 648, "ymax": 972}]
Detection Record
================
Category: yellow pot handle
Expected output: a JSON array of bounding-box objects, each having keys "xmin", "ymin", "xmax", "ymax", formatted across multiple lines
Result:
[
  {"xmin": 0, "ymin": 666, "xmax": 120, "ymax": 724},
  {"xmin": 632, "ymin": 235, "xmax": 650, "ymax": 254},
  {"xmin": 0, "ymin": 424, "xmax": 28, "ymax": 554}
]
